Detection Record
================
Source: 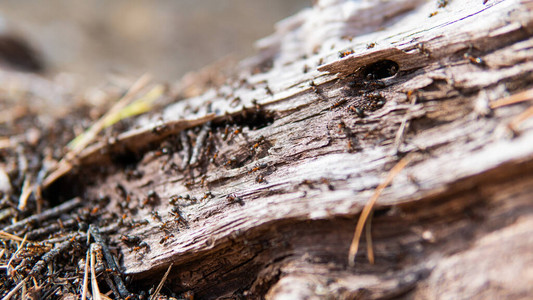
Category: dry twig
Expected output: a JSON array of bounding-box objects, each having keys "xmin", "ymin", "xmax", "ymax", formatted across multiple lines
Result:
[
  {"xmin": 81, "ymin": 250, "xmax": 90, "ymax": 300},
  {"xmin": 28, "ymin": 238, "xmax": 73, "ymax": 276},
  {"xmin": 3, "ymin": 197, "xmax": 82, "ymax": 234},
  {"xmin": 89, "ymin": 226, "xmax": 129, "ymax": 298}
]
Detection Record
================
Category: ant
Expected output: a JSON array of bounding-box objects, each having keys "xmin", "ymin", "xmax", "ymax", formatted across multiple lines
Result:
[
  {"xmin": 464, "ymin": 52, "xmax": 486, "ymax": 67},
  {"xmin": 265, "ymin": 85, "xmax": 274, "ymax": 96},
  {"xmin": 142, "ymin": 190, "xmax": 159, "ymax": 206},
  {"xmin": 416, "ymin": 43, "xmax": 431, "ymax": 58},
  {"xmin": 330, "ymin": 99, "xmax": 347, "ymax": 110},
  {"xmin": 151, "ymin": 211, "xmax": 162, "ymax": 222},
  {"xmin": 348, "ymin": 105, "xmax": 365, "ymax": 118},
  {"xmin": 132, "ymin": 242, "xmax": 149, "ymax": 252},
  {"xmin": 159, "ymin": 234, "xmax": 174, "ymax": 244},
  {"xmin": 255, "ymin": 174, "xmax": 265, "ymax": 183},
  {"xmin": 202, "ymin": 191, "xmax": 214, "ymax": 200},
  {"xmin": 339, "ymin": 49, "xmax": 355, "ymax": 58},
  {"xmin": 226, "ymin": 193, "xmax": 244, "ymax": 206},
  {"xmin": 121, "ymin": 235, "xmax": 141, "ymax": 246},
  {"xmin": 337, "ymin": 121, "xmax": 346, "ymax": 133},
  {"xmin": 170, "ymin": 207, "xmax": 187, "ymax": 225}
]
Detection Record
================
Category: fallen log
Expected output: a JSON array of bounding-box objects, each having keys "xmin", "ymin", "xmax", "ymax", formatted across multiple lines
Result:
[{"xmin": 3, "ymin": 0, "xmax": 533, "ymax": 299}]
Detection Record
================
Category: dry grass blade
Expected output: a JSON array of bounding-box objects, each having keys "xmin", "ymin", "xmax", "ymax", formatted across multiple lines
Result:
[
  {"xmin": 348, "ymin": 155, "xmax": 411, "ymax": 267},
  {"xmin": 67, "ymin": 73, "xmax": 153, "ymax": 152},
  {"xmin": 101, "ymin": 84, "xmax": 165, "ymax": 129},
  {"xmin": 490, "ymin": 88, "xmax": 533, "ymax": 108},
  {"xmin": 90, "ymin": 244, "xmax": 103, "ymax": 300},
  {"xmin": 81, "ymin": 250, "xmax": 90, "ymax": 300},
  {"xmin": 3, "ymin": 197, "xmax": 82, "ymax": 233},
  {"xmin": 43, "ymin": 73, "xmax": 152, "ymax": 188},
  {"xmin": 150, "ymin": 263, "xmax": 173, "ymax": 300}
]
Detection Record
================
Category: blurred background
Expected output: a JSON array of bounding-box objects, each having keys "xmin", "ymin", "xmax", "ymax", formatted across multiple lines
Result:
[{"xmin": 0, "ymin": 0, "xmax": 310, "ymax": 86}]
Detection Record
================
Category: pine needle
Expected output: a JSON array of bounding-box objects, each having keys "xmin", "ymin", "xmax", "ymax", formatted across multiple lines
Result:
[
  {"xmin": 2, "ymin": 278, "xmax": 26, "ymax": 300},
  {"xmin": 81, "ymin": 250, "xmax": 90, "ymax": 300},
  {"xmin": 0, "ymin": 231, "xmax": 24, "ymax": 242},
  {"xmin": 90, "ymin": 244, "xmax": 102, "ymax": 300},
  {"xmin": 365, "ymin": 211, "xmax": 375, "ymax": 264},
  {"xmin": 508, "ymin": 105, "xmax": 533, "ymax": 130},
  {"xmin": 17, "ymin": 175, "xmax": 32, "ymax": 211},
  {"xmin": 6, "ymin": 234, "xmax": 27, "ymax": 276},
  {"xmin": 490, "ymin": 88, "xmax": 533, "ymax": 108},
  {"xmin": 348, "ymin": 155, "xmax": 411, "ymax": 267},
  {"xmin": 150, "ymin": 263, "xmax": 173, "ymax": 300}
]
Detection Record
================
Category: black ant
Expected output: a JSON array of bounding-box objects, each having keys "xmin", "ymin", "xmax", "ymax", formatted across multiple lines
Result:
[
  {"xmin": 348, "ymin": 105, "xmax": 365, "ymax": 118},
  {"xmin": 464, "ymin": 52, "xmax": 486, "ymax": 67},
  {"xmin": 339, "ymin": 49, "xmax": 355, "ymax": 58},
  {"xmin": 159, "ymin": 234, "xmax": 174, "ymax": 244},
  {"xmin": 226, "ymin": 193, "xmax": 244, "ymax": 206},
  {"xmin": 255, "ymin": 174, "xmax": 265, "ymax": 183}
]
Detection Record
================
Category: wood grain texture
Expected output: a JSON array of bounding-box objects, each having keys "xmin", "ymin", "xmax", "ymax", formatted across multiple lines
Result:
[{"xmin": 66, "ymin": 0, "xmax": 533, "ymax": 298}]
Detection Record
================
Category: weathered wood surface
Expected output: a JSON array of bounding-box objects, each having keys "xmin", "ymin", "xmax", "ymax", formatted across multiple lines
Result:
[{"xmin": 50, "ymin": 0, "xmax": 533, "ymax": 298}]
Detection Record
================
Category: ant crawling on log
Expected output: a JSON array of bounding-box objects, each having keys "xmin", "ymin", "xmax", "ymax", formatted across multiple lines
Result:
[
  {"xmin": 437, "ymin": 0, "xmax": 448, "ymax": 8},
  {"xmin": 159, "ymin": 233, "xmax": 174, "ymax": 244},
  {"xmin": 463, "ymin": 45, "xmax": 486, "ymax": 67},
  {"xmin": 227, "ymin": 193, "xmax": 244, "ymax": 206},
  {"xmin": 339, "ymin": 49, "xmax": 355, "ymax": 58},
  {"xmin": 464, "ymin": 52, "xmax": 486, "ymax": 66}
]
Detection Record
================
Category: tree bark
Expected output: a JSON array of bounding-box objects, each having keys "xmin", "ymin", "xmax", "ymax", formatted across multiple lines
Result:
[{"xmin": 38, "ymin": 0, "xmax": 533, "ymax": 299}]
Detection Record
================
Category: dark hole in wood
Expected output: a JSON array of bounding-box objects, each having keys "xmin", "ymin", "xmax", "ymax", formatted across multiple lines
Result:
[
  {"xmin": 213, "ymin": 108, "xmax": 275, "ymax": 131},
  {"xmin": 44, "ymin": 175, "xmax": 86, "ymax": 207},
  {"xmin": 363, "ymin": 60, "xmax": 399, "ymax": 80}
]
